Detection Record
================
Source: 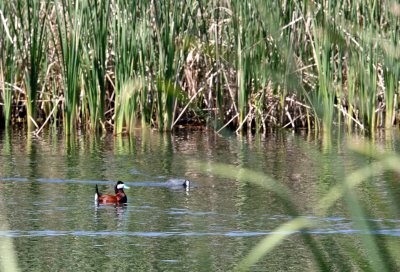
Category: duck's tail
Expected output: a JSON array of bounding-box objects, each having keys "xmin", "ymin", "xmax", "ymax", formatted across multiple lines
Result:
[{"xmin": 95, "ymin": 184, "xmax": 101, "ymax": 202}]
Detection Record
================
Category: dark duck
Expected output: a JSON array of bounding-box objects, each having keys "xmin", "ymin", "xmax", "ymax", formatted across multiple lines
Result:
[
  {"xmin": 95, "ymin": 181, "xmax": 129, "ymax": 204},
  {"xmin": 165, "ymin": 179, "xmax": 190, "ymax": 188}
]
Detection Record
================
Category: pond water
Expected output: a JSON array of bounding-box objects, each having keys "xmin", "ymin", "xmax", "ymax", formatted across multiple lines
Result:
[{"xmin": 1, "ymin": 128, "xmax": 400, "ymax": 271}]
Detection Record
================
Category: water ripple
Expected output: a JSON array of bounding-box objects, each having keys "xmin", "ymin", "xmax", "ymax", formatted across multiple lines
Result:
[
  {"xmin": 0, "ymin": 177, "xmax": 189, "ymax": 187},
  {"xmin": 1, "ymin": 229, "xmax": 400, "ymax": 238}
]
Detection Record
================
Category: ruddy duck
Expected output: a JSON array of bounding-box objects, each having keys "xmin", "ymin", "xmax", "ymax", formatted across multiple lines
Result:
[
  {"xmin": 95, "ymin": 181, "xmax": 129, "ymax": 204},
  {"xmin": 165, "ymin": 179, "xmax": 190, "ymax": 188}
]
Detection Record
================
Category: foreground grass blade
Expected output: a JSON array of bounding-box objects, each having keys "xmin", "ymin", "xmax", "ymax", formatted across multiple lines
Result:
[{"xmin": 199, "ymin": 140, "xmax": 400, "ymax": 271}]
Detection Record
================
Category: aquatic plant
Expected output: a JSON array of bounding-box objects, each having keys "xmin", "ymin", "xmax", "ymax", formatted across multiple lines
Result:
[
  {"xmin": 0, "ymin": 50, "xmax": 13, "ymax": 127},
  {"xmin": 82, "ymin": 0, "xmax": 110, "ymax": 131},
  {"xmin": 54, "ymin": 0, "xmax": 83, "ymax": 135},
  {"xmin": 0, "ymin": 0, "xmax": 399, "ymax": 134},
  {"xmin": 10, "ymin": 0, "xmax": 49, "ymax": 131},
  {"xmin": 112, "ymin": 0, "xmax": 143, "ymax": 134}
]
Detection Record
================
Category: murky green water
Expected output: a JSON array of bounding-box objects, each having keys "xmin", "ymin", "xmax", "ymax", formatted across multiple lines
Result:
[{"xmin": 1, "ymin": 128, "xmax": 400, "ymax": 271}]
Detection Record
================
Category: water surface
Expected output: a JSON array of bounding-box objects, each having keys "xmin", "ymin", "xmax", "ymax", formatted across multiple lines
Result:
[{"xmin": 1, "ymin": 128, "xmax": 400, "ymax": 271}]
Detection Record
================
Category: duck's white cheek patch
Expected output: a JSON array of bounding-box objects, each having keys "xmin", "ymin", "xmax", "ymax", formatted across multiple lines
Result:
[{"xmin": 117, "ymin": 184, "xmax": 125, "ymax": 189}]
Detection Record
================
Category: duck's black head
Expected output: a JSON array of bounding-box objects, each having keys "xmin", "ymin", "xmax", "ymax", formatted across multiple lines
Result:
[{"xmin": 114, "ymin": 181, "xmax": 129, "ymax": 193}]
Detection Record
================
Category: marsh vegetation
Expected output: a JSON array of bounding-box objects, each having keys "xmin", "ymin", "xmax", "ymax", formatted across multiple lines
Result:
[{"xmin": 1, "ymin": 0, "xmax": 400, "ymax": 134}]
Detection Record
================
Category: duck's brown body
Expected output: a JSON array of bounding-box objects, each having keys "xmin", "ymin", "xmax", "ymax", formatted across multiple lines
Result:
[
  {"xmin": 96, "ymin": 192, "xmax": 127, "ymax": 204},
  {"xmin": 95, "ymin": 181, "xmax": 128, "ymax": 204}
]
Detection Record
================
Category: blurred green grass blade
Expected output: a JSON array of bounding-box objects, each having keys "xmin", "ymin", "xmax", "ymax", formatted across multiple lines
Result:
[
  {"xmin": 0, "ymin": 198, "xmax": 20, "ymax": 272},
  {"xmin": 196, "ymin": 161, "xmax": 292, "ymax": 202},
  {"xmin": 199, "ymin": 140, "xmax": 400, "ymax": 270},
  {"xmin": 235, "ymin": 217, "xmax": 311, "ymax": 271}
]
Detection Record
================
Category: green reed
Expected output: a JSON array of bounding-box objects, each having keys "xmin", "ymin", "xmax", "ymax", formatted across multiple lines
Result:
[
  {"xmin": 346, "ymin": 67, "xmax": 356, "ymax": 131},
  {"xmin": 153, "ymin": 0, "xmax": 188, "ymax": 131},
  {"xmin": 113, "ymin": 0, "xmax": 136, "ymax": 134},
  {"xmin": 313, "ymin": 26, "xmax": 336, "ymax": 133},
  {"xmin": 1, "ymin": 0, "xmax": 400, "ymax": 134},
  {"xmin": 83, "ymin": 0, "xmax": 110, "ymax": 131},
  {"xmin": 55, "ymin": 0, "xmax": 83, "ymax": 134},
  {"xmin": 382, "ymin": 24, "xmax": 400, "ymax": 129},
  {"xmin": 384, "ymin": 71, "xmax": 396, "ymax": 129},
  {"xmin": 358, "ymin": 44, "xmax": 378, "ymax": 133},
  {"xmin": 0, "ymin": 60, "xmax": 14, "ymax": 128},
  {"xmin": 211, "ymin": 4, "xmax": 223, "ymax": 126},
  {"xmin": 0, "ymin": 31, "xmax": 13, "ymax": 127},
  {"xmin": 11, "ymin": 0, "xmax": 49, "ymax": 131},
  {"xmin": 0, "ymin": 1, "xmax": 12, "ymax": 126}
]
